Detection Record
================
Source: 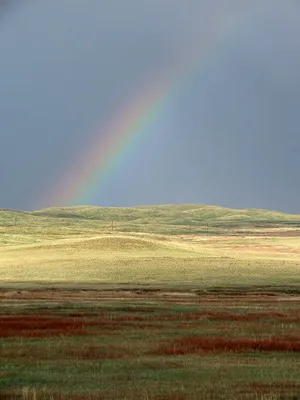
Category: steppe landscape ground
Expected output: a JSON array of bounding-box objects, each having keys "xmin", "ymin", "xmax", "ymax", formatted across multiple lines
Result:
[{"xmin": 1, "ymin": 205, "xmax": 300, "ymax": 399}]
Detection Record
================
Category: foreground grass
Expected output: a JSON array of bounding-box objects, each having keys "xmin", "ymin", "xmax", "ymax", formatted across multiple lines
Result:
[{"xmin": 1, "ymin": 290, "xmax": 300, "ymax": 399}]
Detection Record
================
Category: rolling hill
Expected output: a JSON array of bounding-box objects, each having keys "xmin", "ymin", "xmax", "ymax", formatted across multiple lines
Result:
[{"xmin": 1, "ymin": 204, "xmax": 300, "ymax": 234}]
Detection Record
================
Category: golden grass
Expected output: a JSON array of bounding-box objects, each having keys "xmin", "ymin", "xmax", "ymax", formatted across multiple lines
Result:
[{"xmin": 0, "ymin": 232, "xmax": 300, "ymax": 286}]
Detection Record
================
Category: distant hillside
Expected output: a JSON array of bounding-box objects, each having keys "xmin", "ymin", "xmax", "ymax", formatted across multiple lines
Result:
[
  {"xmin": 1, "ymin": 204, "xmax": 300, "ymax": 243},
  {"xmin": 0, "ymin": 209, "xmax": 38, "ymax": 225},
  {"xmin": 31, "ymin": 204, "xmax": 300, "ymax": 229}
]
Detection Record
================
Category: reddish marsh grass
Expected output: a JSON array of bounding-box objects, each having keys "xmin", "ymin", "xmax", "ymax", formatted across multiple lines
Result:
[
  {"xmin": 156, "ymin": 310, "xmax": 300, "ymax": 323},
  {"xmin": 0, "ymin": 315, "xmax": 123, "ymax": 338},
  {"xmin": 64, "ymin": 345, "xmax": 129, "ymax": 359},
  {"xmin": 155, "ymin": 336, "xmax": 300, "ymax": 355},
  {"xmin": 0, "ymin": 315, "xmax": 86, "ymax": 337},
  {"xmin": 0, "ymin": 312, "xmax": 161, "ymax": 338}
]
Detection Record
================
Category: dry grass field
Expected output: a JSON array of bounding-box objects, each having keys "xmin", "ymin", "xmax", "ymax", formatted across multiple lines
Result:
[{"xmin": 1, "ymin": 232, "xmax": 300, "ymax": 288}]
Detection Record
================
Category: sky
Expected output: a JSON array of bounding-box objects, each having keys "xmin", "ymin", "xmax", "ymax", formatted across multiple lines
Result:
[{"xmin": 0, "ymin": 1, "xmax": 300, "ymax": 213}]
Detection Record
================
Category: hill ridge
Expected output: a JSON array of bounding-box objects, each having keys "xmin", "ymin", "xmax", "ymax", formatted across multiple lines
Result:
[
  {"xmin": 1, "ymin": 203, "xmax": 300, "ymax": 245},
  {"xmin": 32, "ymin": 203, "xmax": 300, "ymax": 219},
  {"xmin": 1, "ymin": 204, "xmax": 300, "ymax": 235}
]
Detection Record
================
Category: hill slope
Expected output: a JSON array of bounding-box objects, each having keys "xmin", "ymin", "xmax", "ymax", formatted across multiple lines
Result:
[
  {"xmin": 1, "ymin": 204, "xmax": 300, "ymax": 245},
  {"xmin": 32, "ymin": 204, "xmax": 300, "ymax": 227}
]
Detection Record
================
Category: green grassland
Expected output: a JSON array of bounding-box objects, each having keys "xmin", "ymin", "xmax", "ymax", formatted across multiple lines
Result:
[{"xmin": 2, "ymin": 203, "xmax": 300, "ymax": 238}]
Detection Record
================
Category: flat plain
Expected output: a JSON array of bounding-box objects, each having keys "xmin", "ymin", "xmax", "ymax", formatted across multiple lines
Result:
[{"xmin": 1, "ymin": 205, "xmax": 300, "ymax": 399}]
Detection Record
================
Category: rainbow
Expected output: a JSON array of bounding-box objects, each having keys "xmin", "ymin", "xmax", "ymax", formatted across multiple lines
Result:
[{"xmin": 41, "ymin": 9, "xmax": 251, "ymax": 208}]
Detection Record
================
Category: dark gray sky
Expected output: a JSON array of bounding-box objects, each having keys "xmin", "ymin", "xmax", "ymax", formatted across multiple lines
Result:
[{"xmin": 1, "ymin": 1, "xmax": 300, "ymax": 212}]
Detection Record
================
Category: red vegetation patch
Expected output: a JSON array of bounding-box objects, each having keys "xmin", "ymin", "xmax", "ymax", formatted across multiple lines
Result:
[
  {"xmin": 64, "ymin": 345, "xmax": 129, "ymax": 360},
  {"xmin": 0, "ymin": 315, "xmax": 89, "ymax": 338},
  {"xmin": 157, "ymin": 310, "xmax": 300, "ymax": 323},
  {"xmin": 0, "ymin": 312, "xmax": 161, "ymax": 338},
  {"xmin": 0, "ymin": 314, "xmax": 126, "ymax": 338},
  {"xmin": 154, "ymin": 336, "xmax": 300, "ymax": 355}
]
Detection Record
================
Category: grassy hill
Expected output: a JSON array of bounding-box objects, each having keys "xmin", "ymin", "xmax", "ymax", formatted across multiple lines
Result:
[
  {"xmin": 32, "ymin": 203, "xmax": 300, "ymax": 225},
  {"xmin": 0, "ymin": 203, "xmax": 299, "ymax": 247},
  {"xmin": 1, "ymin": 204, "xmax": 300, "ymax": 235}
]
